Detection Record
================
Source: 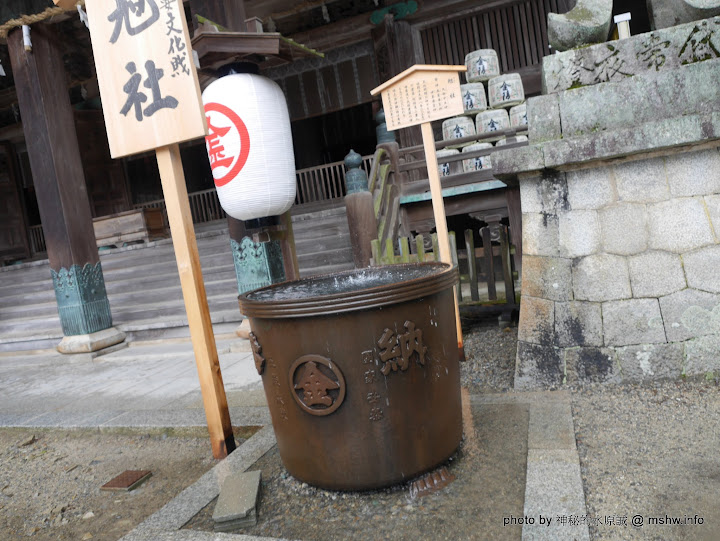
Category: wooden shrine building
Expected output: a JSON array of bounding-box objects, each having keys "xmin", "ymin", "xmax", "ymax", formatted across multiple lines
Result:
[{"xmin": 0, "ymin": 0, "xmax": 653, "ymax": 351}]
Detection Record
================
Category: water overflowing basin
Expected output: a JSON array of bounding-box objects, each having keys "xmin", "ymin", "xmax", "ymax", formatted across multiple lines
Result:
[{"xmin": 239, "ymin": 263, "xmax": 462, "ymax": 490}]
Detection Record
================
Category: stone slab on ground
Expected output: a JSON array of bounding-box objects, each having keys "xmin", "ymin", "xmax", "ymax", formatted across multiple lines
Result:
[{"xmin": 213, "ymin": 470, "xmax": 262, "ymax": 529}]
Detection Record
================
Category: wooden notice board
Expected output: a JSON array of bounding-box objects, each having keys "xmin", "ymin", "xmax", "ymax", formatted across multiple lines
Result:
[
  {"xmin": 371, "ymin": 64, "xmax": 467, "ymax": 360},
  {"xmin": 85, "ymin": 0, "xmax": 207, "ymax": 158},
  {"xmin": 372, "ymin": 65, "xmax": 465, "ymax": 131},
  {"xmin": 84, "ymin": 0, "xmax": 234, "ymax": 459}
]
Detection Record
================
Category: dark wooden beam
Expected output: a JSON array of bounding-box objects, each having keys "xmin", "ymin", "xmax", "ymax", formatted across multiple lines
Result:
[{"xmin": 7, "ymin": 24, "xmax": 96, "ymax": 270}]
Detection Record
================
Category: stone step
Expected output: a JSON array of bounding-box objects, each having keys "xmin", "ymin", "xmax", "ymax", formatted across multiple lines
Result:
[
  {"xmin": 0, "ymin": 268, "xmax": 236, "ymax": 310},
  {"xmin": 299, "ymin": 261, "xmax": 356, "ymax": 278},
  {"xmin": 297, "ymin": 247, "xmax": 354, "ymax": 268},
  {"xmin": 0, "ymin": 276, "xmax": 239, "ymax": 318}
]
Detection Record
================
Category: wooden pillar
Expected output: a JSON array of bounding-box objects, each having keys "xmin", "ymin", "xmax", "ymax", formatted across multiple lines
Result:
[
  {"xmin": 373, "ymin": 14, "xmax": 423, "ymax": 149},
  {"xmin": 344, "ymin": 150, "xmax": 378, "ymax": 267},
  {"xmin": 7, "ymin": 25, "xmax": 123, "ymax": 351}
]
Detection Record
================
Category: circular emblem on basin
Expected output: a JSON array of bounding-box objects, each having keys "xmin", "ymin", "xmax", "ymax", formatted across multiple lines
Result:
[{"xmin": 289, "ymin": 355, "xmax": 346, "ymax": 416}]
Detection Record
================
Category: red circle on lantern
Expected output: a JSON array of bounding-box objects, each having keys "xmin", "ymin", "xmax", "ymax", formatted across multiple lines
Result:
[{"xmin": 204, "ymin": 102, "xmax": 251, "ymax": 187}]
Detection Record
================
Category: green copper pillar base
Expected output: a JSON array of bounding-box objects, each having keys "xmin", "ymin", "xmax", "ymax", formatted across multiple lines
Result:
[
  {"xmin": 51, "ymin": 262, "xmax": 114, "ymax": 336},
  {"xmin": 231, "ymin": 237, "xmax": 286, "ymax": 295}
]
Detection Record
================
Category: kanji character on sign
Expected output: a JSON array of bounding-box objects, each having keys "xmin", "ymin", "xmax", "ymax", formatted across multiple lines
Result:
[
  {"xmin": 108, "ymin": 0, "xmax": 160, "ymax": 44},
  {"xmin": 120, "ymin": 60, "xmax": 178, "ymax": 121}
]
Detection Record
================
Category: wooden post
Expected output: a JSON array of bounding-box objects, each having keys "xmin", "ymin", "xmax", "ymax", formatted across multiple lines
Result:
[
  {"xmin": 421, "ymin": 122, "xmax": 464, "ymax": 359},
  {"xmin": 157, "ymin": 144, "xmax": 235, "ymax": 459}
]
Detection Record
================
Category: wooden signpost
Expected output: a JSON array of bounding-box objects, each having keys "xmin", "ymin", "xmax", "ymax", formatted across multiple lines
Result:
[
  {"xmin": 371, "ymin": 65, "xmax": 467, "ymax": 359},
  {"xmin": 84, "ymin": 0, "xmax": 235, "ymax": 458}
]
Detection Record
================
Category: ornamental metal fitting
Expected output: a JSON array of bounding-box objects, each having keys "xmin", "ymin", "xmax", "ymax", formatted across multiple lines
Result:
[{"xmin": 344, "ymin": 149, "xmax": 369, "ymax": 194}]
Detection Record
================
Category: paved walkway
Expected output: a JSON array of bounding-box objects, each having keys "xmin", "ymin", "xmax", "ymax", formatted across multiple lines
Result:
[
  {"xmin": 0, "ymin": 338, "xmax": 269, "ymax": 431},
  {"xmin": 0, "ymin": 340, "xmax": 589, "ymax": 541}
]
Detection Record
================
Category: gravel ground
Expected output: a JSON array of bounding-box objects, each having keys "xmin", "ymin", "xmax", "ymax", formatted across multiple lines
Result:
[
  {"xmin": 459, "ymin": 313, "xmax": 518, "ymax": 393},
  {"xmin": 571, "ymin": 380, "xmax": 720, "ymax": 541},
  {"xmin": 0, "ymin": 428, "xmax": 257, "ymax": 540}
]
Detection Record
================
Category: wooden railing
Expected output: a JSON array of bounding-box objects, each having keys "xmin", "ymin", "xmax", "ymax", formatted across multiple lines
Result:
[
  {"xmin": 29, "ymin": 225, "xmax": 46, "ymax": 255},
  {"xmin": 294, "ymin": 154, "xmax": 373, "ymax": 206},
  {"xmin": 371, "ymin": 225, "xmax": 517, "ymax": 307}
]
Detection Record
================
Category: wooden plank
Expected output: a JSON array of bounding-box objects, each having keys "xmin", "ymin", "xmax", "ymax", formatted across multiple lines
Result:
[
  {"xmin": 522, "ymin": 2, "xmax": 538, "ymax": 65},
  {"xmin": 539, "ymin": 0, "xmax": 550, "ymax": 55},
  {"xmin": 481, "ymin": 225, "xmax": 497, "ymax": 301},
  {"xmin": 449, "ymin": 232, "xmax": 461, "ymax": 303},
  {"xmin": 465, "ymin": 229, "xmax": 479, "ymax": 301},
  {"xmin": 156, "ymin": 144, "xmax": 234, "ymax": 460},
  {"xmin": 499, "ymin": 224, "xmax": 516, "ymax": 304},
  {"xmin": 516, "ymin": 3, "xmax": 533, "ymax": 66}
]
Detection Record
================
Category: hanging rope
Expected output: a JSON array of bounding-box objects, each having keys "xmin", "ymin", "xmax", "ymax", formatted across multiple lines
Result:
[{"xmin": 0, "ymin": 1, "xmax": 85, "ymax": 39}]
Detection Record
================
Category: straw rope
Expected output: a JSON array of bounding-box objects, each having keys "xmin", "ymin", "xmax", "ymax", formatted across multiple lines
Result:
[{"xmin": 0, "ymin": 1, "xmax": 85, "ymax": 39}]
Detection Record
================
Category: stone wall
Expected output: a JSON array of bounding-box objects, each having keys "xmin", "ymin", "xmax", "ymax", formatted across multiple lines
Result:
[
  {"xmin": 494, "ymin": 20, "xmax": 720, "ymax": 388},
  {"xmin": 514, "ymin": 149, "xmax": 720, "ymax": 388}
]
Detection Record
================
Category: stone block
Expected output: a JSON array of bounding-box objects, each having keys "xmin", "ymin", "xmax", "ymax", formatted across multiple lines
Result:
[
  {"xmin": 684, "ymin": 244, "xmax": 720, "ymax": 292},
  {"xmin": 685, "ymin": 334, "xmax": 720, "ymax": 376},
  {"xmin": 518, "ymin": 296, "xmax": 556, "ymax": 345},
  {"xmin": 616, "ymin": 343, "xmax": 684, "ymax": 381},
  {"xmin": 555, "ymin": 301, "xmax": 603, "ymax": 347},
  {"xmin": 566, "ymin": 167, "xmax": 616, "ymax": 210},
  {"xmin": 492, "ymin": 145, "xmax": 545, "ymax": 178},
  {"xmin": 542, "ymin": 18, "xmax": 720, "ymax": 93},
  {"xmin": 547, "ymin": 0, "xmax": 613, "ymax": 52},
  {"xmin": 572, "ymin": 254, "xmax": 632, "ymax": 302},
  {"xmin": 665, "ymin": 148, "xmax": 720, "ymax": 197},
  {"xmin": 557, "ymin": 71, "xmax": 663, "ymax": 140},
  {"xmin": 602, "ymin": 298, "xmax": 667, "ymax": 346},
  {"xmin": 628, "ymin": 251, "xmax": 687, "ymax": 298},
  {"xmin": 599, "ymin": 203, "xmax": 648, "ymax": 255},
  {"xmin": 522, "ymin": 213, "xmax": 560, "ymax": 257},
  {"xmin": 515, "ymin": 341, "xmax": 564, "ymax": 390},
  {"xmin": 614, "ymin": 157, "xmax": 669, "ymax": 203},
  {"xmin": 659, "ymin": 288, "xmax": 720, "ymax": 341},
  {"xmin": 519, "ymin": 172, "xmax": 569, "ymax": 214},
  {"xmin": 559, "ymin": 210, "xmax": 601, "ymax": 257},
  {"xmin": 565, "ymin": 347, "xmax": 620, "ymax": 384},
  {"xmin": 542, "ymin": 114, "xmax": 716, "ymax": 170},
  {"xmin": 527, "ymin": 94, "xmax": 561, "ymax": 143},
  {"xmin": 213, "ymin": 470, "xmax": 261, "ymax": 532},
  {"xmin": 648, "ymin": 197, "xmax": 715, "ymax": 253},
  {"xmin": 648, "ymin": 0, "xmax": 720, "ymax": 30},
  {"xmin": 706, "ymin": 194, "xmax": 720, "ymax": 235},
  {"xmin": 521, "ymin": 255, "xmax": 573, "ymax": 302}
]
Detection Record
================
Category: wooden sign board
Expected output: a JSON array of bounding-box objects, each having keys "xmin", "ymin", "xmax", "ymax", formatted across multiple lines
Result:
[
  {"xmin": 370, "ymin": 65, "xmax": 466, "ymax": 131},
  {"xmin": 85, "ymin": 0, "xmax": 207, "ymax": 158}
]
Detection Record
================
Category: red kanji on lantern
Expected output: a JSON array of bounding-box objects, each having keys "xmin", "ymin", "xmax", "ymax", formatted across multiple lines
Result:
[{"xmin": 203, "ymin": 102, "xmax": 251, "ymax": 187}]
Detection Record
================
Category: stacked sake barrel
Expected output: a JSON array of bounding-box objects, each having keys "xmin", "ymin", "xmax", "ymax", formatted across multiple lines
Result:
[{"xmin": 437, "ymin": 49, "xmax": 529, "ymax": 177}]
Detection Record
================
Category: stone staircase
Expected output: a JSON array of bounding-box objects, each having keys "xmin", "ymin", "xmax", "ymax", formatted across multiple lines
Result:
[{"xmin": 0, "ymin": 206, "xmax": 353, "ymax": 353}]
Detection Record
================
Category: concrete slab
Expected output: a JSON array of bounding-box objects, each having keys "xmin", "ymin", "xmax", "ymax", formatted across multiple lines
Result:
[
  {"xmin": 522, "ymin": 449, "xmax": 590, "ymax": 541},
  {"xmin": 527, "ymin": 402, "xmax": 576, "ymax": 450}
]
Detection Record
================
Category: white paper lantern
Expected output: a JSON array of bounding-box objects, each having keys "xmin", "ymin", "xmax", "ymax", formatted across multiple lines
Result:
[{"xmin": 202, "ymin": 74, "xmax": 296, "ymax": 221}]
